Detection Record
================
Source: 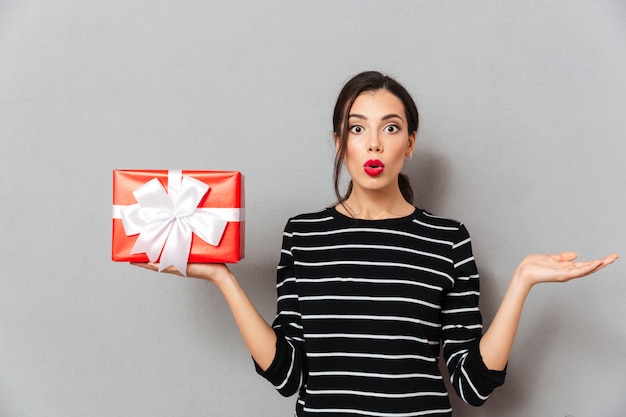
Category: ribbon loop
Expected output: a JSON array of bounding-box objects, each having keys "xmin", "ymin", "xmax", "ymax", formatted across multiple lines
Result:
[{"xmin": 117, "ymin": 170, "xmax": 232, "ymax": 275}]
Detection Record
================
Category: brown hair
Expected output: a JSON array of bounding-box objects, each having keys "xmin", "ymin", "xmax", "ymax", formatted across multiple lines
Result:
[{"xmin": 332, "ymin": 71, "xmax": 419, "ymax": 204}]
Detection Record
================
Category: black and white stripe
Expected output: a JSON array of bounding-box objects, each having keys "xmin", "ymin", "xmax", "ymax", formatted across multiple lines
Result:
[{"xmin": 257, "ymin": 207, "xmax": 505, "ymax": 416}]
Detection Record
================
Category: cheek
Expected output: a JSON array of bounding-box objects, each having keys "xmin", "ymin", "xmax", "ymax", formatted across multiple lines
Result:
[
  {"xmin": 390, "ymin": 142, "xmax": 408, "ymax": 157},
  {"xmin": 343, "ymin": 150, "xmax": 356, "ymax": 168},
  {"xmin": 343, "ymin": 140, "xmax": 361, "ymax": 161}
]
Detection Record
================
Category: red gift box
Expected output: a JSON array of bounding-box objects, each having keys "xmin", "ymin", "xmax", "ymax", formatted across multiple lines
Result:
[{"xmin": 112, "ymin": 170, "xmax": 244, "ymax": 273}]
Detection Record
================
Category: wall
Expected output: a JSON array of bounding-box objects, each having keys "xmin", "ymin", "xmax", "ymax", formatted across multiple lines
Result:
[{"xmin": 1, "ymin": 1, "xmax": 625, "ymax": 416}]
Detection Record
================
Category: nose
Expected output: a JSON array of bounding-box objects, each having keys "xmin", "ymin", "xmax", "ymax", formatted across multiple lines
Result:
[{"xmin": 368, "ymin": 132, "xmax": 382, "ymax": 153}]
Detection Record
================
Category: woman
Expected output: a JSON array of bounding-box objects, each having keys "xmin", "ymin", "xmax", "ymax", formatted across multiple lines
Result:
[{"xmin": 134, "ymin": 71, "xmax": 618, "ymax": 416}]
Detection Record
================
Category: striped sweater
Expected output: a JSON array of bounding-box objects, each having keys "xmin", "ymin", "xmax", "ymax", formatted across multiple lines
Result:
[{"xmin": 256, "ymin": 207, "xmax": 505, "ymax": 416}]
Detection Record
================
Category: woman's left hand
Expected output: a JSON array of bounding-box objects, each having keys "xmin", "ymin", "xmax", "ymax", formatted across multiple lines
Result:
[
  {"xmin": 480, "ymin": 251, "xmax": 618, "ymax": 371},
  {"xmin": 514, "ymin": 252, "xmax": 619, "ymax": 289}
]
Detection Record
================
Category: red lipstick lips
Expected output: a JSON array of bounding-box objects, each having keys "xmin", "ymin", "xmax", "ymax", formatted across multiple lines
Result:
[{"xmin": 363, "ymin": 159, "xmax": 384, "ymax": 176}]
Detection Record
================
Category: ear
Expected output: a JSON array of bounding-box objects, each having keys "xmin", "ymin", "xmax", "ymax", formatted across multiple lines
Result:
[{"xmin": 405, "ymin": 131, "xmax": 416, "ymax": 157}]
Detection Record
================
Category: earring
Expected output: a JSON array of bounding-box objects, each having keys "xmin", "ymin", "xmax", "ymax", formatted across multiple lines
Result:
[{"xmin": 405, "ymin": 153, "xmax": 413, "ymax": 161}]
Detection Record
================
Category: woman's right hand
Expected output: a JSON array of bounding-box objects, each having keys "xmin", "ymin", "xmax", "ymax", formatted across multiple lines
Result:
[{"xmin": 131, "ymin": 262, "xmax": 232, "ymax": 287}]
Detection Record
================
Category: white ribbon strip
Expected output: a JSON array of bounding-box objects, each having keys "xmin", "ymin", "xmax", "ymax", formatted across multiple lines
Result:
[
  {"xmin": 112, "ymin": 206, "xmax": 243, "ymax": 222},
  {"xmin": 112, "ymin": 170, "xmax": 243, "ymax": 275}
]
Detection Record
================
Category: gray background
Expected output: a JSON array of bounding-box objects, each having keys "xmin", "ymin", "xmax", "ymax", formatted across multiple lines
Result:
[{"xmin": 1, "ymin": 1, "xmax": 625, "ymax": 416}]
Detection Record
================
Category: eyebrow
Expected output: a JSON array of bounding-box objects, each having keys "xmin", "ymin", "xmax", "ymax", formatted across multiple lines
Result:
[{"xmin": 348, "ymin": 113, "xmax": 404, "ymax": 121}]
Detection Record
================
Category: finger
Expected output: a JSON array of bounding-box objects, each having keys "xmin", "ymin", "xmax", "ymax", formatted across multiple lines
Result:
[
  {"xmin": 131, "ymin": 262, "xmax": 157, "ymax": 271},
  {"xmin": 552, "ymin": 252, "xmax": 578, "ymax": 262},
  {"xmin": 573, "ymin": 254, "xmax": 619, "ymax": 271},
  {"xmin": 161, "ymin": 265, "xmax": 184, "ymax": 276},
  {"xmin": 583, "ymin": 255, "xmax": 619, "ymax": 274},
  {"xmin": 568, "ymin": 260, "xmax": 606, "ymax": 278},
  {"xmin": 130, "ymin": 262, "xmax": 183, "ymax": 276},
  {"xmin": 572, "ymin": 259, "xmax": 603, "ymax": 268}
]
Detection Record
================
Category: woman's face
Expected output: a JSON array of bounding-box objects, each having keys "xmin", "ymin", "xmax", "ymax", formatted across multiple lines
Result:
[{"xmin": 339, "ymin": 89, "xmax": 415, "ymax": 196}]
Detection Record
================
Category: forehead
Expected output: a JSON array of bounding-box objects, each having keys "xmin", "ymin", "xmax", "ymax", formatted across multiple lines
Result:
[{"xmin": 349, "ymin": 89, "xmax": 406, "ymax": 119}]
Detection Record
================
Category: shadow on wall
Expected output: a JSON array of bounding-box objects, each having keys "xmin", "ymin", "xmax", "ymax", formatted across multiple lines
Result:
[{"xmin": 406, "ymin": 147, "xmax": 449, "ymax": 214}]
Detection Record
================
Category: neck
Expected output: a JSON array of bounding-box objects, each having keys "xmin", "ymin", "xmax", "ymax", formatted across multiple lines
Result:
[{"xmin": 338, "ymin": 187, "xmax": 414, "ymax": 220}]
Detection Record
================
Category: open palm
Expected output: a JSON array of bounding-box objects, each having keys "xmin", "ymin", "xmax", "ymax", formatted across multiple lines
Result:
[{"xmin": 516, "ymin": 252, "xmax": 618, "ymax": 287}]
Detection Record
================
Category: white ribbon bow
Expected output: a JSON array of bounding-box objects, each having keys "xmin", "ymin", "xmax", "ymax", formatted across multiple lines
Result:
[{"xmin": 113, "ymin": 170, "xmax": 241, "ymax": 275}]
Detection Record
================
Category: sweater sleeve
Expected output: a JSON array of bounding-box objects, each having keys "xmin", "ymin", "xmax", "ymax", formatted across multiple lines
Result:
[
  {"xmin": 441, "ymin": 224, "xmax": 506, "ymax": 406},
  {"xmin": 254, "ymin": 219, "xmax": 307, "ymax": 397}
]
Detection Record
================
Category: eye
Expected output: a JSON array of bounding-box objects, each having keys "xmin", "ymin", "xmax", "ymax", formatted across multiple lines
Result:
[
  {"xmin": 349, "ymin": 125, "xmax": 364, "ymax": 134},
  {"xmin": 384, "ymin": 124, "xmax": 400, "ymax": 133}
]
